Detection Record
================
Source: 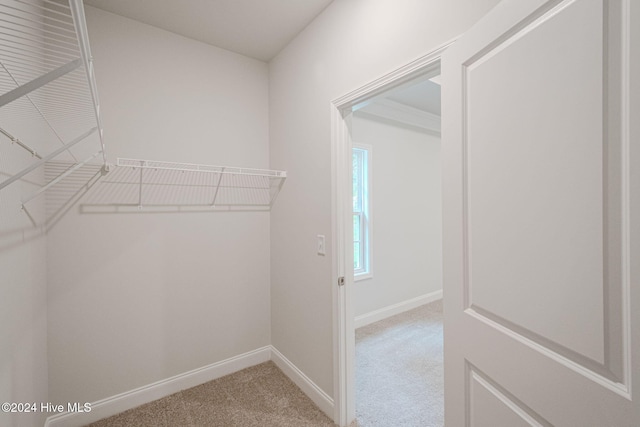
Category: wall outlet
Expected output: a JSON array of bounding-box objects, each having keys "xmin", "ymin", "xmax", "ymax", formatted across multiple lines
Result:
[{"xmin": 317, "ymin": 235, "xmax": 326, "ymax": 256}]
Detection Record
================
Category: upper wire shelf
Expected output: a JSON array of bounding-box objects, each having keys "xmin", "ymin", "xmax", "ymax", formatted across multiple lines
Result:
[
  {"xmin": 0, "ymin": 2, "xmax": 287, "ymax": 215},
  {"xmin": 0, "ymin": 0, "xmax": 106, "ymax": 198},
  {"xmin": 79, "ymin": 158, "xmax": 287, "ymax": 212}
]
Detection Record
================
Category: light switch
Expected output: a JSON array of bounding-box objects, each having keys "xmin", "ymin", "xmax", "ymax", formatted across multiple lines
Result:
[{"xmin": 317, "ymin": 235, "xmax": 326, "ymax": 256}]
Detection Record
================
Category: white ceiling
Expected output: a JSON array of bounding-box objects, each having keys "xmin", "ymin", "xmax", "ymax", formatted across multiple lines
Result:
[
  {"xmin": 386, "ymin": 79, "xmax": 441, "ymax": 116},
  {"xmin": 83, "ymin": 0, "xmax": 334, "ymax": 62},
  {"xmin": 356, "ymin": 77, "xmax": 441, "ymax": 133},
  {"xmin": 82, "ymin": 0, "xmax": 440, "ymax": 117}
]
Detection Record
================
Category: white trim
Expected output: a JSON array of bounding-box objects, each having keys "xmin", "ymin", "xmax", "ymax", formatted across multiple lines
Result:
[
  {"xmin": 354, "ymin": 272, "xmax": 373, "ymax": 282},
  {"xmin": 44, "ymin": 347, "xmax": 271, "ymax": 427},
  {"xmin": 44, "ymin": 346, "xmax": 337, "ymax": 427},
  {"xmin": 332, "ymin": 36, "xmax": 455, "ymax": 427},
  {"xmin": 354, "ymin": 289, "xmax": 443, "ymax": 329},
  {"xmin": 357, "ymin": 99, "xmax": 441, "ymax": 134},
  {"xmin": 619, "ymin": 0, "xmax": 632, "ymax": 395},
  {"xmin": 270, "ymin": 346, "xmax": 335, "ymax": 418},
  {"xmin": 332, "ymin": 39, "xmax": 455, "ymax": 111},
  {"xmin": 331, "ymin": 102, "xmax": 355, "ymax": 427}
]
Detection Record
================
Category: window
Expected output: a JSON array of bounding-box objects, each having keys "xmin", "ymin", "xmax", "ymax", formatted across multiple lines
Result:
[{"xmin": 353, "ymin": 144, "xmax": 371, "ymax": 278}]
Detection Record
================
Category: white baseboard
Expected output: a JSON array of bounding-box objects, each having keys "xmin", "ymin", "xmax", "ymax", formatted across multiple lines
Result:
[
  {"xmin": 44, "ymin": 346, "xmax": 271, "ymax": 427},
  {"xmin": 44, "ymin": 345, "xmax": 335, "ymax": 427},
  {"xmin": 269, "ymin": 345, "xmax": 334, "ymax": 418},
  {"xmin": 354, "ymin": 289, "xmax": 443, "ymax": 329},
  {"xmin": 43, "ymin": 292, "xmax": 441, "ymax": 427}
]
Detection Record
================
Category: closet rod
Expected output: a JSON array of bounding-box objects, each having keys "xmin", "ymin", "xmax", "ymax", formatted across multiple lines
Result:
[
  {"xmin": 0, "ymin": 126, "xmax": 96, "ymax": 191},
  {"xmin": 0, "ymin": 126, "xmax": 41, "ymax": 159}
]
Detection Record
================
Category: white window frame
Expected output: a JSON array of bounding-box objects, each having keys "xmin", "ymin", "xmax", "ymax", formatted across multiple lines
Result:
[{"xmin": 353, "ymin": 143, "xmax": 372, "ymax": 280}]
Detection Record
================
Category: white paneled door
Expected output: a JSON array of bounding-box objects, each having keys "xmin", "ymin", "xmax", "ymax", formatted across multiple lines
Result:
[{"xmin": 442, "ymin": 0, "xmax": 638, "ymax": 426}]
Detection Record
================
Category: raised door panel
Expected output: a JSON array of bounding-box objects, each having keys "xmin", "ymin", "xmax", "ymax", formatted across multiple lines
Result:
[
  {"xmin": 468, "ymin": 365, "xmax": 551, "ymax": 427},
  {"xmin": 443, "ymin": 0, "xmax": 636, "ymax": 425},
  {"xmin": 463, "ymin": 0, "xmax": 624, "ymax": 379}
]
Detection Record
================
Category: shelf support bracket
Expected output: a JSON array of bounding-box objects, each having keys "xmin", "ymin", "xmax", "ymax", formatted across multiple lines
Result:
[
  {"xmin": 137, "ymin": 160, "xmax": 145, "ymax": 209},
  {"xmin": 0, "ymin": 58, "xmax": 82, "ymax": 108},
  {"xmin": 21, "ymin": 150, "xmax": 103, "ymax": 206},
  {"xmin": 270, "ymin": 174, "xmax": 287, "ymax": 207},
  {"xmin": 211, "ymin": 167, "xmax": 225, "ymax": 206},
  {"xmin": 0, "ymin": 126, "xmax": 97, "ymax": 191}
]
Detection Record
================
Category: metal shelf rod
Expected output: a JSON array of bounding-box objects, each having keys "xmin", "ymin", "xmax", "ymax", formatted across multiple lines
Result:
[
  {"xmin": 0, "ymin": 57, "xmax": 80, "ymax": 107},
  {"xmin": 0, "ymin": 125, "xmax": 41, "ymax": 159},
  {"xmin": 0, "ymin": 62, "xmax": 79, "ymax": 161},
  {"xmin": 21, "ymin": 149, "xmax": 101, "ymax": 205},
  {"xmin": 69, "ymin": 0, "xmax": 106, "ymax": 166},
  {"xmin": 118, "ymin": 158, "xmax": 286, "ymax": 178},
  {"xmin": 0, "ymin": 126, "xmax": 96, "ymax": 191}
]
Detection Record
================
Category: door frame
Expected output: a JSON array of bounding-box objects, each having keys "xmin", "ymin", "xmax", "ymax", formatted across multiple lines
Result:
[{"xmin": 330, "ymin": 39, "xmax": 455, "ymax": 426}]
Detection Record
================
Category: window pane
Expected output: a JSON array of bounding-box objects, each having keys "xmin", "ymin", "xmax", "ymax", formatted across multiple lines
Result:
[
  {"xmin": 353, "ymin": 150, "xmax": 362, "ymax": 212},
  {"xmin": 352, "ymin": 146, "xmax": 368, "ymax": 276}
]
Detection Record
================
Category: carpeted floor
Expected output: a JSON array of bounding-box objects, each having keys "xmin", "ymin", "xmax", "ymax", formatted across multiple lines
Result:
[
  {"xmin": 355, "ymin": 299, "xmax": 444, "ymax": 427},
  {"xmin": 86, "ymin": 301, "xmax": 442, "ymax": 427},
  {"xmin": 86, "ymin": 361, "xmax": 336, "ymax": 426}
]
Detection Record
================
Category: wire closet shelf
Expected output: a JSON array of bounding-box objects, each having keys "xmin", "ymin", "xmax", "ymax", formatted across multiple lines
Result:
[
  {"xmin": 0, "ymin": 0, "xmax": 105, "ymax": 202},
  {"xmin": 0, "ymin": 1, "xmax": 287, "ymax": 214},
  {"xmin": 79, "ymin": 158, "xmax": 288, "ymax": 212}
]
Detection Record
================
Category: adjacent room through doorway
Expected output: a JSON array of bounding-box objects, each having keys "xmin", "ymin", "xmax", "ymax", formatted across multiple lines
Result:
[{"xmin": 348, "ymin": 74, "xmax": 444, "ymax": 426}]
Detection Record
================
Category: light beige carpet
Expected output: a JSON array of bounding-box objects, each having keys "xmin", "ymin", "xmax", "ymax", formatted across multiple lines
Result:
[
  {"xmin": 86, "ymin": 361, "xmax": 336, "ymax": 426},
  {"xmin": 355, "ymin": 299, "xmax": 444, "ymax": 427},
  {"xmin": 86, "ymin": 302, "xmax": 442, "ymax": 427}
]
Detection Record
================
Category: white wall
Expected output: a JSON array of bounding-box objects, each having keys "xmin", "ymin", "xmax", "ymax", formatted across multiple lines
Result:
[
  {"xmin": 0, "ymin": 1, "xmax": 501, "ymax": 419},
  {"xmin": 351, "ymin": 114, "xmax": 442, "ymax": 318},
  {"xmin": 269, "ymin": 0, "xmax": 501, "ymax": 399},
  {"xmin": 0, "ymin": 5, "xmax": 49, "ymax": 425},
  {"xmin": 46, "ymin": 7, "xmax": 271, "ymax": 405},
  {"xmin": 0, "ymin": 148, "xmax": 48, "ymax": 427}
]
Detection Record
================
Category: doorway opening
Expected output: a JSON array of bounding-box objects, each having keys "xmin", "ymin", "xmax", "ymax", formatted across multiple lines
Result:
[
  {"xmin": 331, "ymin": 42, "xmax": 450, "ymax": 426},
  {"xmin": 349, "ymin": 73, "xmax": 443, "ymax": 426}
]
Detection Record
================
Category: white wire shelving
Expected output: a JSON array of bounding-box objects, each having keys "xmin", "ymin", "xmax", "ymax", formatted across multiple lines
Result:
[
  {"xmin": 79, "ymin": 158, "xmax": 287, "ymax": 212},
  {"xmin": 0, "ymin": 0, "xmax": 106, "ymax": 205},
  {"xmin": 0, "ymin": 1, "xmax": 287, "ymax": 215}
]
